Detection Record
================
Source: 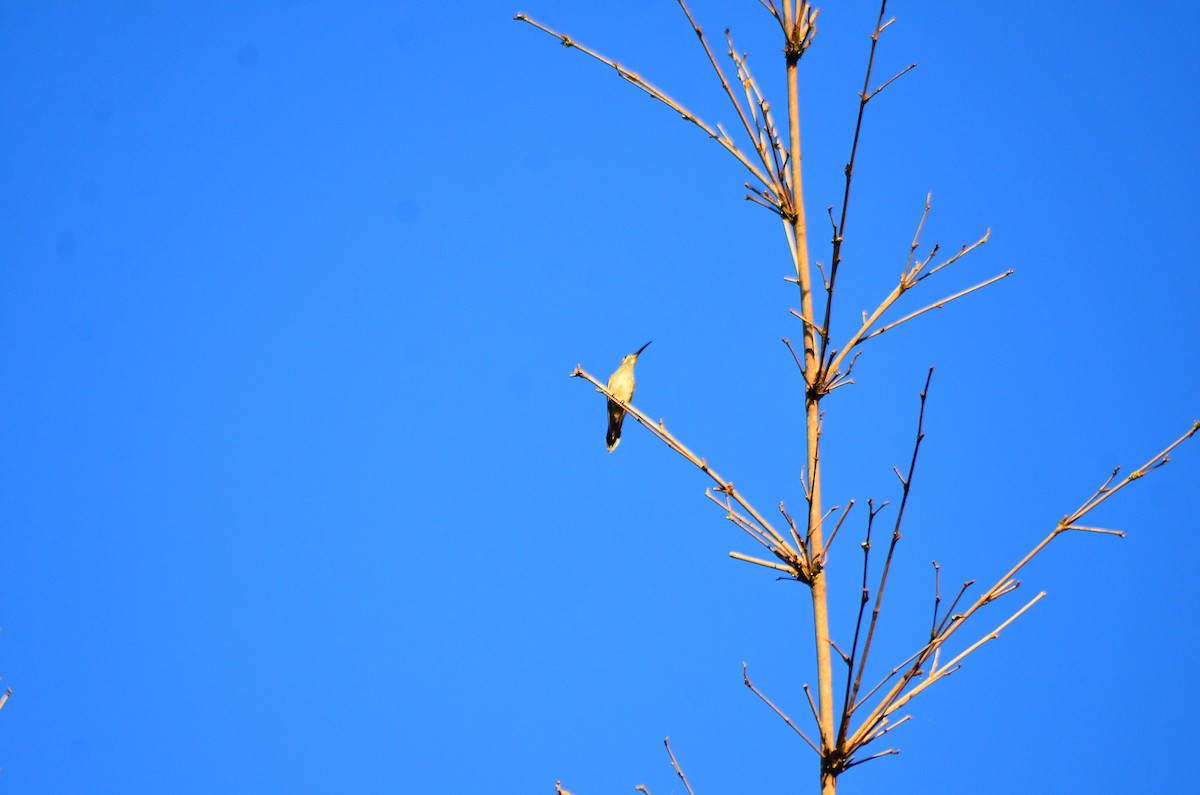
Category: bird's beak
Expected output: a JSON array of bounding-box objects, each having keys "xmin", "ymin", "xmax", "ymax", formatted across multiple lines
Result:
[{"xmin": 634, "ymin": 341, "xmax": 652, "ymax": 357}]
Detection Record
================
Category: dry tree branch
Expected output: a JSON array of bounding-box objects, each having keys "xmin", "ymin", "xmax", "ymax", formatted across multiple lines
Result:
[
  {"xmin": 820, "ymin": 499, "xmax": 856, "ymax": 557},
  {"xmin": 836, "ymin": 497, "xmax": 884, "ymax": 736},
  {"xmin": 858, "ymin": 713, "xmax": 912, "ymax": 748},
  {"xmin": 725, "ymin": 28, "xmax": 788, "ymax": 186},
  {"xmin": 928, "ymin": 561, "xmax": 942, "ymax": 640},
  {"xmin": 674, "ymin": 0, "xmax": 781, "ymax": 187},
  {"xmin": 843, "ymin": 746, "xmax": 900, "ymax": 770},
  {"xmin": 664, "ymin": 737, "xmax": 697, "ymax": 795},
  {"xmin": 706, "ymin": 489, "xmax": 805, "ymax": 572},
  {"xmin": 744, "ymin": 662, "xmax": 822, "ymax": 754},
  {"xmin": 816, "ymin": 0, "xmax": 914, "ymax": 368},
  {"xmin": 781, "ymin": 500, "xmax": 808, "ymax": 557},
  {"xmin": 729, "ymin": 551, "xmax": 796, "ymax": 573},
  {"xmin": 572, "ymin": 365, "xmax": 810, "ymax": 579},
  {"xmin": 803, "ymin": 682, "xmax": 821, "ymax": 726},
  {"xmin": 935, "ymin": 579, "xmax": 975, "ymax": 637},
  {"xmin": 837, "ymin": 370, "xmax": 932, "ymax": 748},
  {"xmin": 859, "ymin": 591, "xmax": 1046, "ymax": 735},
  {"xmin": 842, "ymin": 420, "xmax": 1200, "ymax": 754},
  {"xmin": 855, "ymin": 270, "xmax": 1013, "ymax": 344},
  {"xmin": 531, "ymin": 3, "xmax": 1197, "ymax": 790},
  {"xmin": 759, "ymin": 0, "xmax": 783, "ymax": 27},
  {"xmin": 850, "ymin": 635, "xmax": 939, "ymax": 714},
  {"xmin": 821, "ymin": 228, "xmax": 991, "ymax": 391},
  {"xmin": 514, "ymin": 14, "xmax": 776, "ymax": 193}
]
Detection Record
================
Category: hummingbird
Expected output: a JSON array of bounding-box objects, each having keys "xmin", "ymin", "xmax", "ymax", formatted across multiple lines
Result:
[{"xmin": 606, "ymin": 341, "xmax": 651, "ymax": 452}]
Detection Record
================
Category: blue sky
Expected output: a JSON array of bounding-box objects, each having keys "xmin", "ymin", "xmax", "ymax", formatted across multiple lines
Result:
[{"xmin": 1, "ymin": 1, "xmax": 1197, "ymax": 792}]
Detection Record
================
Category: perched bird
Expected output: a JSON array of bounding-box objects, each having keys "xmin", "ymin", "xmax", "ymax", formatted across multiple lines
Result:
[{"xmin": 606, "ymin": 341, "xmax": 651, "ymax": 452}]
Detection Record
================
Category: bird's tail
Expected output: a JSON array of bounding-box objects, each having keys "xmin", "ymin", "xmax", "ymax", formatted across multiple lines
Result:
[{"xmin": 606, "ymin": 400, "xmax": 625, "ymax": 452}]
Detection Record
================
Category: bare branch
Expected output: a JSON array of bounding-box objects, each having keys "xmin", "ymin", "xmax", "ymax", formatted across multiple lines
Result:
[
  {"xmin": 856, "ymin": 270, "xmax": 1014, "ymax": 345},
  {"xmin": 839, "ymin": 370, "xmax": 933, "ymax": 746},
  {"xmin": 780, "ymin": 500, "xmax": 806, "ymax": 556},
  {"xmin": 705, "ymin": 489, "xmax": 787, "ymax": 554},
  {"xmin": 843, "ymin": 422, "xmax": 1198, "ymax": 754},
  {"xmin": 674, "ymin": 0, "xmax": 773, "ymax": 179},
  {"xmin": 936, "ymin": 579, "xmax": 975, "ymax": 637},
  {"xmin": 744, "ymin": 662, "xmax": 821, "ymax": 754},
  {"xmin": 860, "ymin": 713, "xmax": 912, "ymax": 748},
  {"xmin": 725, "ymin": 27, "xmax": 788, "ymax": 185},
  {"xmin": 928, "ymin": 561, "xmax": 942, "ymax": 639},
  {"xmin": 837, "ymin": 496, "xmax": 883, "ymax": 741},
  {"xmin": 573, "ymin": 365, "xmax": 808, "ymax": 579},
  {"xmin": 1064, "ymin": 421, "xmax": 1199, "ymax": 523},
  {"xmin": 514, "ymin": 14, "xmax": 775, "ymax": 188},
  {"xmin": 867, "ymin": 592, "xmax": 1045, "ymax": 727},
  {"xmin": 845, "ymin": 747, "xmax": 901, "ymax": 770},
  {"xmin": 918, "ymin": 231, "xmax": 990, "ymax": 282},
  {"xmin": 803, "ymin": 682, "xmax": 821, "ymax": 727},
  {"xmin": 758, "ymin": 0, "xmax": 783, "ymax": 27},
  {"xmin": 823, "ymin": 230, "xmax": 990, "ymax": 389},
  {"xmin": 816, "ymin": 0, "xmax": 898, "ymax": 370},
  {"xmin": 664, "ymin": 737, "xmax": 696, "ymax": 795},
  {"xmin": 1062, "ymin": 524, "xmax": 1125, "ymax": 537},
  {"xmin": 821, "ymin": 499, "xmax": 856, "ymax": 558},
  {"xmin": 867, "ymin": 62, "xmax": 917, "ymax": 101},
  {"xmin": 729, "ymin": 550, "xmax": 796, "ymax": 573}
]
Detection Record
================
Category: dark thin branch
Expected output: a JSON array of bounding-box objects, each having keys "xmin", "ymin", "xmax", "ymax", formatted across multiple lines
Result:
[
  {"xmin": 844, "ymin": 747, "xmax": 901, "ymax": 770},
  {"xmin": 936, "ymin": 579, "xmax": 974, "ymax": 636},
  {"xmin": 928, "ymin": 561, "xmax": 942, "ymax": 641},
  {"xmin": 816, "ymin": 0, "xmax": 898, "ymax": 373},
  {"xmin": 836, "ymin": 497, "xmax": 885, "ymax": 746},
  {"xmin": 840, "ymin": 369, "xmax": 933, "ymax": 744}
]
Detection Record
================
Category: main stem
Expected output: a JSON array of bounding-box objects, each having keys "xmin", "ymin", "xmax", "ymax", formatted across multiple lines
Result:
[{"xmin": 783, "ymin": 4, "xmax": 836, "ymax": 792}]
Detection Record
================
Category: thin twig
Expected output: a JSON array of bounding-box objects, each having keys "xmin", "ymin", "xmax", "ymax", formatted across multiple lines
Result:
[
  {"xmin": 803, "ymin": 682, "xmax": 821, "ymax": 727},
  {"xmin": 821, "ymin": 499, "xmax": 856, "ymax": 557},
  {"xmin": 729, "ymin": 550, "xmax": 795, "ymax": 573},
  {"xmin": 837, "ymin": 497, "xmax": 883, "ymax": 737},
  {"xmin": 839, "ymin": 369, "xmax": 932, "ymax": 746},
  {"xmin": 816, "ymin": 0, "xmax": 903, "ymax": 371},
  {"xmin": 928, "ymin": 561, "xmax": 942, "ymax": 640},
  {"xmin": 844, "ymin": 747, "xmax": 900, "ymax": 770},
  {"xmin": 675, "ymin": 1, "xmax": 771, "ymax": 179},
  {"xmin": 514, "ymin": 14, "xmax": 775, "ymax": 189},
  {"xmin": 844, "ymin": 422, "xmax": 1198, "ymax": 753},
  {"xmin": 936, "ymin": 580, "xmax": 974, "ymax": 637},
  {"xmin": 744, "ymin": 663, "xmax": 821, "ymax": 754},
  {"xmin": 573, "ymin": 365, "xmax": 808, "ymax": 579},
  {"xmin": 857, "ymin": 270, "xmax": 1013, "ymax": 344},
  {"xmin": 863, "ymin": 592, "xmax": 1045, "ymax": 731},
  {"xmin": 859, "ymin": 713, "xmax": 912, "ymax": 748},
  {"xmin": 867, "ymin": 62, "xmax": 917, "ymax": 100},
  {"xmin": 664, "ymin": 737, "xmax": 696, "ymax": 795},
  {"xmin": 822, "ymin": 231, "xmax": 990, "ymax": 389}
]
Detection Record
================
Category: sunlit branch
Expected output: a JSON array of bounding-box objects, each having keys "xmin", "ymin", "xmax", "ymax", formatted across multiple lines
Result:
[
  {"xmin": 515, "ymin": 14, "xmax": 775, "ymax": 190},
  {"xmin": 744, "ymin": 662, "xmax": 822, "ymax": 754},
  {"xmin": 664, "ymin": 737, "xmax": 696, "ymax": 795}
]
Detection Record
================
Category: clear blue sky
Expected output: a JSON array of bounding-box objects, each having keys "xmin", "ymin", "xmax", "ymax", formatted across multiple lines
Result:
[{"xmin": 2, "ymin": 1, "xmax": 1197, "ymax": 792}]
